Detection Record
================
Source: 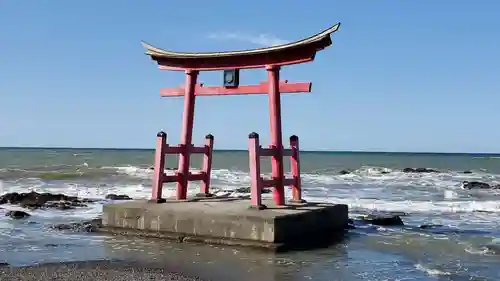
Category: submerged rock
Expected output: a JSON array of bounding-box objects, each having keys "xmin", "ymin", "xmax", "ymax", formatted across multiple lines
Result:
[
  {"xmin": 419, "ymin": 224, "xmax": 444, "ymax": 229},
  {"xmin": 105, "ymin": 194, "xmax": 132, "ymax": 200},
  {"xmin": 235, "ymin": 187, "xmax": 250, "ymax": 193},
  {"xmin": 347, "ymin": 219, "xmax": 355, "ymax": 229},
  {"xmin": 462, "ymin": 181, "xmax": 499, "ymax": 190},
  {"xmin": 234, "ymin": 187, "xmax": 271, "ymax": 194},
  {"xmin": 0, "ymin": 191, "xmax": 92, "ymax": 210},
  {"xmin": 149, "ymin": 166, "xmax": 177, "ymax": 171},
  {"xmin": 50, "ymin": 218, "xmax": 102, "ymax": 232},
  {"xmin": 486, "ymin": 238, "xmax": 500, "ymax": 254},
  {"xmin": 402, "ymin": 168, "xmax": 439, "ymax": 173},
  {"xmin": 339, "ymin": 170, "xmax": 351, "ymax": 175},
  {"xmin": 42, "ymin": 201, "xmax": 87, "ymax": 210},
  {"xmin": 359, "ymin": 213, "xmax": 404, "ymax": 226},
  {"xmin": 6, "ymin": 210, "xmax": 30, "ymax": 219}
]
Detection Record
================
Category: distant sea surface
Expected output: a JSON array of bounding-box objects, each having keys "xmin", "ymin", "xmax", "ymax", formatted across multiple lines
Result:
[{"xmin": 1, "ymin": 147, "xmax": 500, "ymax": 280}]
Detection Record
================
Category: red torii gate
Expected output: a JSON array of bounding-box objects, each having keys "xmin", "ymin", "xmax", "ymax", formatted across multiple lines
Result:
[{"xmin": 143, "ymin": 23, "xmax": 340, "ymax": 208}]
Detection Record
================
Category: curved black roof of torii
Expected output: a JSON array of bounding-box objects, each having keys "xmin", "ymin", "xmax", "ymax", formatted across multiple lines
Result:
[{"xmin": 141, "ymin": 23, "xmax": 341, "ymax": 59}]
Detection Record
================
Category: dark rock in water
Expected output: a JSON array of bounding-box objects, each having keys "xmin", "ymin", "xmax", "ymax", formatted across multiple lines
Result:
[
  {"xmin": 402, "ymin": 168, "xmax": 439, "ymax": 173},
  {"xmin": 419, "ymin": 224, "xmax": 444, "ymax": 229},
  {"xmin": 6, "ymin": 210, "xmax": 30, "ymax": 219},
  {"xmin": 415, "ymin": 224, "xmax": 461, "ymax": 235},
  {"xmin": 486, "ymin": 239, "xmax": 500, "ymax": 254},
  {"xmin": 462, "ymin": 181, "xmax": 498, "ymax": 189},
  {"xmin": 487, "ymin": 245, "xmax": 500, "ymax": 254},
  {"xmin": 380, "ymin": 171, "xmax": 390, "ymax": 174},
  {"xmin": 402, "ymin": 168, "xmax": 416, "ymax": 173},
  {"xmin": 149, "ymin": 166, "xmax": 176, "ymax": 171},
  {"xmin": 359, "ymin": 211, "xmax": 408, "ymax": 217},
  {"xmin": 463, "ymin": 170, "xmax": 473, "ymax": 174},
  {"xmin": 43, "ymin": 201, "xmax": 87, "ymax": 210},
  {"xmin": 105, "ymin": 194, "xmax": 132, "ymax": 200},
  {"xmin": 235, "ymin": 187, "xmax": 250, "ymax": 193},
  {"xmin": 234, "ymin": 187, "xmax": 271, "ymax": 194},
  {"xmin": 339, "ymin": 170, "xmax": 351, "ymax": 175},
  {"xmin": 0, "ymin": 262, "xmax": 8, "ymax": 267},
  {"xmin": 19, "ymin": 199, "xmax": 44, "ymax": 209},
  {"xmin": 50, "ymin": 218, "xmax": 102, "ymax": 232},
  {"xmin": 347, "ymin": 219, "xmax": 355, "ymax": 229},
  {"xmin": 360, "ymin": 213, "xmax": 404, "ymax": 226},
  {"xmin": 0, "ymin": 191, "xmax": 89, "ymax": 210},
  {"xmin": 381, "ymin": 211, "xmax": 408, "ymax": 217}
]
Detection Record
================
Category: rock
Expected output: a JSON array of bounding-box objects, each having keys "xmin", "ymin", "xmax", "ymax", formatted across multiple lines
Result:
[
  {"xmin": 0, "ymin": 262, "xmax": 8, "ymax": 266},
  {"xmin": 105, "ymin": 194, "xmax": 132, "ymax": 200},
  {"xmin": 149, "ymin": 166, "xmax": 176, "ymax": 171},
  {"xmin": 234, "ymin": 187, "xmax": 271, "ymax": 194},
  {"xmin": 50, "ymin": 218, "xmax": 102, "ymax": 232},
  {"xmin": 462, "ymin": 181, "xmax": 497, "ymax": 189},
  {"xmin": 360, "ymin": 213, "xmax": 404, "ymax": 226},
  {"xmin": 235, "ymin": 187, "xmax": 250, "ymax": 193},
  {"xmin": 463, "ymin": 170, "xmax": 473, "ymax": 174},
  {"xmin": 347, "ymin": 219, "xmax": 355, "ymax": 229},
  {"xmin": 43, "ymin": 201, "xmax": 86, "ymax": 210},
  {"xmin": 19, "ymin": 199, "xmax": 44, "ymax": 209},
  {"xmin": 5, "ymin": 210, "xmax": 30, "ymax": 219},
  {"xmin": 486, "ymin": 238, "xmax": 500, "ymax": 254},
  {"xmin": 339, "ymin": 170, "xmax": 351, "ymax": 175},
  {"xmin": 0, "ymin": 191, "xmax": 88, "ymax": 210},
  {"xmin": 262, "ymin": 188, "xmax": 272, "ymax": 194},
  {"xmin": 419, "ymin": 224, "xmax": 444, "ymax": 229},
  {"xmin": 402, "ymin": 168, "xmax": 439, "ymax": 173}
]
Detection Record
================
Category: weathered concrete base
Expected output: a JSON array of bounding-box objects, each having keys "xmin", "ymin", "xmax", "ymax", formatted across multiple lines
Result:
[{"xmin": 101, "ymin": 197, "xmax": 349, "ymax": 252}]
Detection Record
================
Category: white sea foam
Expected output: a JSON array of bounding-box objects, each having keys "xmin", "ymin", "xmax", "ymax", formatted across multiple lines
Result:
[
  {"xmin": 414, "ymin": 263, "xmax": 451, "ymax": 276},
  {"xmin": 1, "ymin": 165, "xmax": 500, "ymax": 229},
  {"xmin": 309, "ymin": 196, "xmax": 500, "ymax": 214}
]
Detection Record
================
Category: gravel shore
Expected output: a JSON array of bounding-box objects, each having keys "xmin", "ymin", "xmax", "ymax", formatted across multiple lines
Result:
[{"xmin": 0, "ymin": 260, "xmax": 207, "ymax": 281}]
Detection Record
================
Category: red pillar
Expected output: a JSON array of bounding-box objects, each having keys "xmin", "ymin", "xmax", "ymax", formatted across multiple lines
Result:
[
  {"xmin": 176, "ymin": 69, "xmax": 199, "ymax": 200},
  {"xmin": 248, "ymin": 132, "xmax": 266, "ymax": 209},
  {"xmin": 199, "ymin": 134, "xmax": 214, "ymax": 196},
  {"xmin": 266, "ymin": 65, "xmax": 285, "ymax": 206},
  {"xmin": 289, "ymin": 135, "xmax": 305, "ymax": 203},
  {"xmin": 151, "ymin": 131, "xmax": 167, "ymax": 203}
]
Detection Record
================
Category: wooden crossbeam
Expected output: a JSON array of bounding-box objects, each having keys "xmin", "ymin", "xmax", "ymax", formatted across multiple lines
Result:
[{"xmin": 160, "ymin": 80, "xmax": 312, "ymax": 97}]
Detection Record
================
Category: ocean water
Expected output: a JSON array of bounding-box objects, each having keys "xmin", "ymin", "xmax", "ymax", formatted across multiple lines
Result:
[{"xmin": 1, "ymin": 147, "xmax": 500, "ymax": 280}]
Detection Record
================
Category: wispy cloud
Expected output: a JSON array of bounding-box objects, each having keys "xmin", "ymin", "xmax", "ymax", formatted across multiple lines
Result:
[{"xmin": 207, "ymin": 32, "xmax": 289, "ymax": 47}]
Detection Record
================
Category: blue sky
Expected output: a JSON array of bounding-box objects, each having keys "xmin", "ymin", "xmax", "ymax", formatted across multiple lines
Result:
[{"xmin": 0, "ymin": 1, "xmax": 499, "ymax": 153}]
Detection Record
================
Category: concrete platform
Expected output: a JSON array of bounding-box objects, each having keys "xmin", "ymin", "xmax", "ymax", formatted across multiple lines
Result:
[{"xmin": 101, "ymin": 197, "xmax": 349, "ymax": 252}]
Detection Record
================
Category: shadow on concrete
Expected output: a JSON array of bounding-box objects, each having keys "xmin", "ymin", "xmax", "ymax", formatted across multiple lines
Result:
[
  {"xmin": 264, "ymin": 202, "xmax": 331, "ymax": 210},
  {"xmin": 159, "ymin": 196, "xmax": 247, "ymax": 203}
]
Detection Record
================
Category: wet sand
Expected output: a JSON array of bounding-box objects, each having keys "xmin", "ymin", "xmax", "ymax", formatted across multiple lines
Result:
[{"xmin": 0, "ymin": 260, "xmax": 207, "ymax": 281}]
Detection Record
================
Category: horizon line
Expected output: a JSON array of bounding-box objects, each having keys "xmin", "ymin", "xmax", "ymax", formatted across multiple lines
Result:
[{"xmin": 0, "ymin": 146, "xmax": 499, "ymax": 156}]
